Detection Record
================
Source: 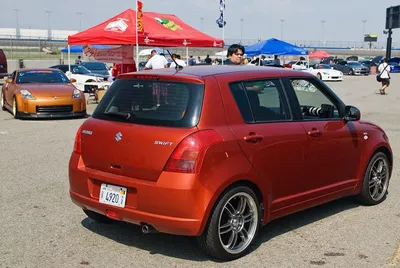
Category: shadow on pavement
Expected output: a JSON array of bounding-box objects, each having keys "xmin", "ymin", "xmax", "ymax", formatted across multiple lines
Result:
[{"xmin": 81, "ymin": 196, "xmax": 360, "ymax": 262}]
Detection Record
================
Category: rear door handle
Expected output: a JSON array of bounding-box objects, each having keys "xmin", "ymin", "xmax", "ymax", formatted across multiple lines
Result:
[
  {"xmin": 307, "ymin": 128, "xmax": 321, "ymax": 138},
  {"xmin": 244, "ymin": 134, "xmax": 263, "ymax": 143}
]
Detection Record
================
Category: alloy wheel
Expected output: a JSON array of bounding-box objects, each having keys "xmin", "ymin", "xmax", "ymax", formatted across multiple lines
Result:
[
  {"xmin": 218, "ymin": 192, "xmax": 258, "ymax": 254},
  {"xmin": 13, "ymin": 98, "xmax": 17, "ymax": 117},
  {"xmin": 369, "ymin": 157, "xmax": 389, "ymax": 201}
]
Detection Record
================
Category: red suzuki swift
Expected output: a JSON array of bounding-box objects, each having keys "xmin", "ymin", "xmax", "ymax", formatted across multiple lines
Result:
[{"xmin": 69, "ymin": 65, "xmax": 392, "ymax": 260}]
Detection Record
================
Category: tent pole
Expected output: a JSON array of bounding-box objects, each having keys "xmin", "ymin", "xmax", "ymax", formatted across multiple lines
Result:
[
  {"xmin": 136, "ymin": 0, "xmax": 139, "ymax": 70},
  {"xmin": 186, "ymin": 47, "xmax": 189, "ymax": 65},
  {"xmin": 68, "ymin": 45, "xmax": 71, "ymax": 72}
]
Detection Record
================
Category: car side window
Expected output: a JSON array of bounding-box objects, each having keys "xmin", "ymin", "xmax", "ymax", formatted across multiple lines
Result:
[
  {"xmin": 291, "ymin": 79, "xmax": 341, "ymax": 120},
  {"xmin": 230, "ymin": 79, "xmax": 291, "ymax": 123}
]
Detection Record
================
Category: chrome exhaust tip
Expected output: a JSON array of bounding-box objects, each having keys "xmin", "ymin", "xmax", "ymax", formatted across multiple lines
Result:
[
  {"xmin": 142, "ymin": 224, "xmax": 149, "ymax": 234},
  {"xmin": 141, "ymin": 224, "xmax": 158, "ymax": 234}
]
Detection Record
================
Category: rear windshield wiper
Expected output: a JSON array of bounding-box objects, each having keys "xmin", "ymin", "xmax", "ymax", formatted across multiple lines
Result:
[{"xmin": 104, "ymin": 111, "xmax": 133, "ymax": 120}]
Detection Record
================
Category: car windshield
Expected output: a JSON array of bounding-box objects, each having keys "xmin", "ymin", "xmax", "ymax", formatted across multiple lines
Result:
[
  {"xmin": 92, "ymin": 79, "xmax": 204, "ymax": 127},
  {"xmin": 347, "ymin": 62, "xmax": 362, "ymax": 67},
  {"xmin": 318, "ymin": 64, "xmax": 332, "ymax": 69},
  {"xmin": 16, "ymin": 70, "xmax": 70, "ymax": 84},
  {"xmin": 82, "ymin": 62, "xmax": 107, "ymax": 70},
  {"xmin": 71, "ymin": 65, "xmax": 92, "ymax": 74}
]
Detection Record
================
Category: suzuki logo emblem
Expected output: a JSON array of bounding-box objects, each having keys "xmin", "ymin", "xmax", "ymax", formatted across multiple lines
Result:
[{"xmin": 115, "ymin": 132, "xmax": 122, "ymax": 141}]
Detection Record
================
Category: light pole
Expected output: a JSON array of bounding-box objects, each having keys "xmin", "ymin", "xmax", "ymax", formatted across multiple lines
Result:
[
  {"xmin": 200, "ymin": 17, "xmax": 204, "ymax": 32},
  {"xmin": 14, "ymin": 9, "xmax": 20, "ymax": 39},
  {"xmin": 45, "ymin": 10, "xmax": 52, "ymax": 40},
  {"xmin": 280, "ymin": 19, "xmax": 285, "ymax": 40},
  {"xmin": 362, "ymin": 19, "xmax": 367, "ymax": 45},
  {"xmin": 240, "ymin": 18, "xmax": 244, "ymax": 44},
  {"xmin": 77, "ymin": 12, "xmax": 83, "ymax": 31},
  {"xmin": 321, "ymin": 20, "xmax": 326, "ymax": 46}
]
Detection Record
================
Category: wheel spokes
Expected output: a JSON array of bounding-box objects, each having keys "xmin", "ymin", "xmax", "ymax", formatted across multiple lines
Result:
[{"xmin": 226, "ymin": 231, "xmax": 238, "ymax": 250}]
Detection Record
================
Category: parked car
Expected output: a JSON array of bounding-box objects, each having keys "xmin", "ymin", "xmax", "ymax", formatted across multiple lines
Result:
[
  {"xmin": 388, "ymin": 57, "xmax": 400, "ymax": 73},
  {"xmin": 333, "ymin": 61, "xmax": 369, "ymax": 75},
  {"xmin": 50, "ymin": 64, "xmax": 106, "ymax": 92},
  {"xmin": 308, "ymin": 64, "xmax": 343, "ymax": 81},
  {"xmin": 285, "ymin": 60, "xmax": 308, "ymax": 70},
  {"xmin": 69, "ymin": 66, "xmax": 392, "ymax": 260},
  {"xmin": 1, "ymin": 68, "xmax": 86, "ymax": 119},
  {"xmin": 81, "ymin": 61, "xmax": 110, "ymax": 76},
  {"xmin": 0, "ymin": 49, "xmax": 8, "ymax": 79}
]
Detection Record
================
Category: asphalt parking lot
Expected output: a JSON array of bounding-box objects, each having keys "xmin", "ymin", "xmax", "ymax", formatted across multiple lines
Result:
[{"xmin": 1, "ymin": 75, "xmax": 400, "ymax": 268}]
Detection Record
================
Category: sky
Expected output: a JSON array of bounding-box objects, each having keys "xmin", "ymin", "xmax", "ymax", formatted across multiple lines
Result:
[{"xmin": 1, "ymin": 0, "xmax": 399, "ymax": 46}]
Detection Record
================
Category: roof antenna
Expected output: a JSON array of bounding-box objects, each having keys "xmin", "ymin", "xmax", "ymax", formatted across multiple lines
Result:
[{"xmin": 166, "ymin": 50, "xmax": 184, "ymax": 70}]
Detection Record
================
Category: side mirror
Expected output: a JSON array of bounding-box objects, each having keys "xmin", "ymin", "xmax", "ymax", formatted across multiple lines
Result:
[
  {"xmin": 70, "ymin": 78, "xmax": 77, "ymax": 83},
  {"xmin": 344, "ymin": 105, "xmax": 360, "ymax": 122},
  {"xmin": 5, "ymin": 78, "xmax": 12, "ymax": 83}
]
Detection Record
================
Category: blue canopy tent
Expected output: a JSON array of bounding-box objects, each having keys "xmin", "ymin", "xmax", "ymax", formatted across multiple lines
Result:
[
  {"xmin": 61, "ymin": 45, "xmax": 111, "ymax": 53},
  {"xmin": 245, "ymin": 38, "xmax": 308, "ymax": 57}
]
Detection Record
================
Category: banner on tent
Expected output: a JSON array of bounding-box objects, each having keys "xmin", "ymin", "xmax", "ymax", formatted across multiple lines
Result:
[{"xmin": 83, "ymin": 45, "xmax": 134, "ymax": 63}]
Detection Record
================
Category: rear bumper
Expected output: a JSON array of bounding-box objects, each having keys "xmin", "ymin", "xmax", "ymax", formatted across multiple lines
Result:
[{"xmin": 69, "ymin": 153, "xmax": 212, "ymax": 236}]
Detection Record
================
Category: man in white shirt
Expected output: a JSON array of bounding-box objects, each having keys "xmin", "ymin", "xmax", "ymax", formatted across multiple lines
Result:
[
  {"xmin": 378, "ymin": 58, "xmax": 391, "ymax": 95},
  {"xmin": 169, "ymin": 54, "xmax": 187, "ymax": 68},
  {"xmin": 144, "ymin": 50, "xmax": 168, "ymax": 70}
]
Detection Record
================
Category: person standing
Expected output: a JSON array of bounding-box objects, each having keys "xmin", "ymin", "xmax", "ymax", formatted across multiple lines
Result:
[
  {"xmin": 169, "ymin": 54, "xmax": 187, "ymax": 68},
  {"xmin": 204, "ymin": 55, "xmax": 212, "ymax": 64},
  {"xmin": 75, "ymin": 56, "xmax": 82, "ymax": 65},
  {"xmin": 144, "ymin": 50, "xmax": 168, "ymax": 70},
  {"xmin": 225, "ymin": 44, "xmax": 245, "ymax": 65},
  {"xmin": 378, "ymin": 58, "xmax": 391, "ymax": 95}
]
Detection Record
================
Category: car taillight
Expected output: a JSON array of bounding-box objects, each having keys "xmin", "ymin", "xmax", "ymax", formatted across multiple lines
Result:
[
  {"xmin": 73, "ymin": 125, "xmax": 83, "ymax": 154},
  {"xmin": 164, "ymin": 130, "xmax": 223, "ymax": 174}
]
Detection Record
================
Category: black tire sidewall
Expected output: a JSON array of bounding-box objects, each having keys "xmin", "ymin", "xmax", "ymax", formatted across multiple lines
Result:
[
  {"xmin": 359, "ymin": 152, "xmax": 390, "ymax": 205},
  {"xmin": 201, "ymin": 185, "xmax": 261, "ymax": 260}
]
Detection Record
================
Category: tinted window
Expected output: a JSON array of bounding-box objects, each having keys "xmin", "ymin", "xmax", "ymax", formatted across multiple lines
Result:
[
  {"xmin": 291, "ymin": 79, "xmax": 340, "ymax": 120},
  {"xmin": 82, "ymin": 62, "xmax": 107, "ymax": 70},
  {"xmin": 347, "ymin": 62, "xmax": 362, "ymax": 67},
  {"xmin": 230, "ymin": 79, "xmax": 291, "ymax": 123},
  {"xmin": 92, "ymin": 79, "xmax": 204, "ymax": 127},
  {"xmin": 16, "ymin": 70, "xmax": 70, "ymax": 84}
]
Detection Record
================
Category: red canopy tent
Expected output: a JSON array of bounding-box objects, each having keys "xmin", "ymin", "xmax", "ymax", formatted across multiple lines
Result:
[
  {"xmin": 68, "ymin": 9, "xmax": 224, "ymax": 48},
  {"xmin": 309, "ymin": 50, "xmax": 330, "ymax": 59}
]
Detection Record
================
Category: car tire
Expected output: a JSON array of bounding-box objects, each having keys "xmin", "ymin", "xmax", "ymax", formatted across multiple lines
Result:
[
  {"xmin": 83, "ymin": 209, "xmax": 116, "ymax": 224},
  {"xmin": 356, "ymin": 152, "xmax": 390, "ymax": 206},
  {"xmin": 317, "ymin": 73, "xmax": 322, "ymax": 80},
  {"xmin": 1, "ymin": 91, "xmax": 6, "ymax": 111},
  {"xmin": 197, "ymin": 186, "xmax": 261, "ymax": 260},
  {"xmin": 13, "ymin": 97, "xmax": 19, "ymax": 119}
]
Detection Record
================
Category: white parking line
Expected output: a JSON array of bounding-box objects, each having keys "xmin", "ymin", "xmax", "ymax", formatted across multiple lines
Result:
[{"xmin": 387, "ymin": 240, "xmax": 400, "ymax": 267}]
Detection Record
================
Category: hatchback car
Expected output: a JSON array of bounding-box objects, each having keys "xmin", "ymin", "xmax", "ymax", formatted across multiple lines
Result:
[
  {"xmin": 1, "ymin": 68, "xmax": 86, "ymax": 119},
  {"xmin": 69, "ymin": 66, "xmax": 392, "ymax": 260}
]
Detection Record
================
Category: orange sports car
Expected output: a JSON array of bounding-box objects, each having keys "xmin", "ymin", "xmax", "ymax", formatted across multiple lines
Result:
[{"xmin": 1, "ymin": 68, "xmax": 86, "ymax": 119}]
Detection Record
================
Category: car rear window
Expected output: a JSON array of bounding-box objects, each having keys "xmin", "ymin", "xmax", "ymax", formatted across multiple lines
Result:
[{"xmin": 92, "ymin": 79, "xmax": 204, "ymax": 127}]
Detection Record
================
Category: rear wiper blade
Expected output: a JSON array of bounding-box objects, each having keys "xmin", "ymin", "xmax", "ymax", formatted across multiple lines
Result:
[{"xmin": 104, "ymin": 111, "xmax": 133, "ymax": 120}]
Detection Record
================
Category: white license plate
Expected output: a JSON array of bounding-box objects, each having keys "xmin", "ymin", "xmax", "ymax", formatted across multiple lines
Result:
[{"xmin": 99, "ymin": 184, "xmax": 127, "ymax": 208}]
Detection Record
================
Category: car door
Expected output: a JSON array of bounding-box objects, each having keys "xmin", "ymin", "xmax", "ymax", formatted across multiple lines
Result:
[
  {"xmin": 219, "ymin": 77, "xmax": 309, "ymax": 211},
  {"xmin": 286, "ymin": 78, "xmax": 362, "ymax": 198},
  {"xmin": 5, "ymin": 71, "xmax": 17, "ymax": 105}
]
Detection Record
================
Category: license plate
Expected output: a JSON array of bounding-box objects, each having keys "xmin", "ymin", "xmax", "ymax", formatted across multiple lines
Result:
[{"xmin": 99, "ymin": 184, "xmax": 127, "ymax": 208}]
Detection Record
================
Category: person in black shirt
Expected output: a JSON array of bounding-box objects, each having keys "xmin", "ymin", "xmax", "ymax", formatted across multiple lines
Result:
[
  {"xmin": 225, "ymin": 44, "xmax": 245, "ymax": 65},
  {"xmin": 204, "ymin": 55, "xmax": 212, "ymax": 64}
]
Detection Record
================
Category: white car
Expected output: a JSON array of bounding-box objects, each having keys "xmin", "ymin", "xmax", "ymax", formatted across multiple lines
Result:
[
  {"xmin": 290, "ymin": 60, "xmax": 309, "ymax": 70},
  {"xmin": 50, "ymin": 64, "xmax": 107, "ymax": 92},
  {"xmin": 308, "ymin": 64, "xmax": 343, "ymax": 81}
]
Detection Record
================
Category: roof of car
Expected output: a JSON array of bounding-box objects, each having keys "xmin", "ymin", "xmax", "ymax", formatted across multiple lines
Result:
[
  {"xmin": 120, "ymin": 65, "xmax": 313, "ymax": 79},
  {"xmin": 18, "ymin": 68, "xmax": 63, "ymax": 72}
]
